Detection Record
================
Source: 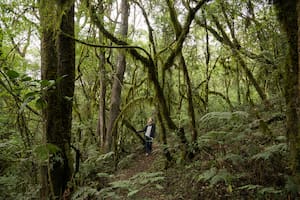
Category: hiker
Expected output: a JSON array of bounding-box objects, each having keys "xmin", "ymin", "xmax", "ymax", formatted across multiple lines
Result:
[{"xmin": 137, "ymin": 117, "xmax": 156, "ymax": 156}]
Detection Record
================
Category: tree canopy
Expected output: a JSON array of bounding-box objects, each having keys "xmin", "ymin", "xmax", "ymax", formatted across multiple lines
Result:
[{"xmin": 1, "ymin": 0, "xmax": 300, "ymax": 199}]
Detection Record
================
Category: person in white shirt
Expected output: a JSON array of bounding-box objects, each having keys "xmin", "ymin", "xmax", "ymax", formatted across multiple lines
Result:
[{"xmin": 137, "ymin": 117, "xmax": 156, "ymax": 156}]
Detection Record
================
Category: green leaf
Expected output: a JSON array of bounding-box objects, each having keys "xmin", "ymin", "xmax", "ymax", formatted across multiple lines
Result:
[
  {"xmin": 19, "ymin": 94, "xmax": 36, "ymax": 113},
  {"xmin": 24, "ymin": 91, "xmax": 39, "ymax": 100},
  {"xmin": 238, "ymin": 184, "xmax": 262, "ymax": 190},
  {"xmin": 34, "ymin": 143, "xmax": 61, "ymax": 161},
  {"xmin": 155, "ymin": 184, "xmax": 164, "ymax": 190},
  {"xmin": 6, "ymin": 70, "xmax": 20, "ymax": 79},
  {"xmin": 210, "ymin": 169, "xmax": 233, "ymax": 185},
  {"xmin": 64, "ymin": 96, "xmax": 73, "ymax": 101},
  {"xmin": 97, "ymin": 173, "xmax": 113, "ymax": 178},
  {"xmin": 251, "ymin": 143, "xmax": 287, "ymax": 161},
  {"xmin": 110, "ymin": 180, "xmax": 131, "ymax": 189},
  {"xmin": 127, "ymin": 189, "xmax": 140, "ymax": 197},
  {"xmin": 35, "ymin": 98, "xmax": 46, "ymax": 110},
  {"xmin": 46, "ymin": 143, "xmax": 61, "ymax": 154},
  {"xmin": 285, "ymin": 175, "xmax": 299, "ymax": 195},
  {"xmin": 197, "ymin": 167, "xmax": 217, "ymax": 182},
  {"xmin": 40, "ymin": 80, "xmax": 55, "ymax": 88},
  {"xmin": 258, "ymin": 187, "xmax": 282, "ymax": 195},
  {"xmin": 21, "ymin": 76, "xmax": 32, "ymax": 81}
]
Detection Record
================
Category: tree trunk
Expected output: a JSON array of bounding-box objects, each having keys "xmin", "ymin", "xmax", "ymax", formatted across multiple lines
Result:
[
  {"xmin": 95, "ymin": 3, "xmax": 107, "ymax": 149},
  {"xmin": 39, "ymin": 0, "xmax": 75, "ymax": 198},
  {"xmin": 236, "ymin": 63, "xmax": 241, "ymax": 105},
  {"xmin": 166, "ymin": 0, "xmax": 199, "ymax": 144},
  {"xmin": 107, "ymin": 0, "xmax": 129, "ymax": 151},
  {"xmin": 0, "ymin": 24, "xmax": 3, "ymax": 58},
  {"xmin": 96, "ymin": 48, "xmax": 107, "ymax": 149},
  {"xmin": 179, "ymin": 54, "xmax": 198, "ymax": 142},
  {"xmin": 275, "ymin": 0, "xmax": 300, "ymax": 189}
]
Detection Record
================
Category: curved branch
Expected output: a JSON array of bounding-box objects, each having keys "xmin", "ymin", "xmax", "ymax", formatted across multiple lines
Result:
[
  {"xmin": 87, "ymin": 5, "xmax": 154, "ymax": 67},
  {"xmin": 60, "ymin": 31, "xmax": 151, "ymax": 59},
  {"xmin": 163, "ymin": 0, "xmax": 208, "ymax": 71},
  {"xmin": 132, "ymin": 0, "xmax": 157, "ymax": 58}
]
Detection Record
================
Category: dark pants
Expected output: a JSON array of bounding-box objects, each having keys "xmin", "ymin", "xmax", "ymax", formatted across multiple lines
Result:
[{"xmin": 145, "ymin": 136, "xmax": 152, "ymax": 154}]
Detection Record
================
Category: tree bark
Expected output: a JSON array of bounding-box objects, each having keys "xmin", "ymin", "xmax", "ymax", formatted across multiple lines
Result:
[
  {"xmin": 0, "ymin": 24, "xmax": 3, "ymax": 58},
  {"xmin": 275, "ymin": 0, "xmax": 300, "ymax": 189},
  {"xmin": 95, "ymin": 2, "xmax": 107, "ymax": 150},
  {"xmin": 107, "ymin": 0, "xmax": 129, "ymax": 151},
  {"xmin": 96, "ymin": 48, "xmax": 107, "ymax": 149},
  {"xmin": 39, "ymin": 0, "xmax": 75, "ymax": 198},
  {"xmin": 166, "ymin": 0, "xmax": 199, "ymax": 143},
  {"xmin": 204, "ymin": 10, "xmax": 210, "ymax": 113}
]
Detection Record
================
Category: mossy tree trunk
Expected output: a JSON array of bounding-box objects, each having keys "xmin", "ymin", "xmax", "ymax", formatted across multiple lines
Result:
[
  {"xmin": 39, "ymin": 0, "xmax": 75, "ymax": 198},
  {"xmin": 0, "ymin": 24, "xmax": 2, "ymax": 58},
  {"xmin": 95, "ymin": 2, "xmax": 107, "ymax": 150},
  {"xmin": 107, "ymin": 0, "xmax": 129, "ymax": 152},
  {"xmin": 274, "ymin": 0, "xmax": 300, "ymax": 189}
]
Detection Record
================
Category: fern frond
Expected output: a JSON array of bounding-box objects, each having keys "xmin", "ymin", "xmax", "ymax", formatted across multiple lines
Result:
[
  {"xmin": 258, "ymin": 187, "xmax": 282, "ymax": 195},
  {"xmin": 224, "ymin": 153, "xmax": 245, "ymax": 165},
  {"xmin": 197, "ymin": 167, "xmax": 217, "ymax": 182},
  {"xmin": 251, "ymin": 143, "xmax": 287, "ymax": 161},
  {"xmin": 238, "ymin": 184, "xmax": 262, "ymax": 190},
  {"xmin": 209, "ymin": 169, "xmax": 233, "ymax": 185},
  {"xmin": 197, "ymin": 167, "xmax": 234, "ymax": 186},
  {"xmin": 198, "ymin": 131, "xmax": 228, "ymax": 146},
  {"xmin": 200, "ymin": 112, "xmax": 232, "ymax": 123},
  {"xmin": 232, "ymin": 111, "xmax": 249, "ymax": 119},
  {"xmin": 71, "ymin": 186, "xmax": 97, "ymax": 200}
]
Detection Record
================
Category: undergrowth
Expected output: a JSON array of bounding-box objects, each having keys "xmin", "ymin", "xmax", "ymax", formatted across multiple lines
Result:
[
  {"xmin": 162, "ymin": 110, "xmax": 292, "ymax": 200},
  {"xmin": 71, "ymin": 109, "xmax": 294, "ymax": 200}
]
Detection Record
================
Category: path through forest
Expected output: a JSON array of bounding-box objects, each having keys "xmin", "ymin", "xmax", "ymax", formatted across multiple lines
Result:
[{"xmin": 113, "ymin": 144, "xmax": 170, "ymax": 200}]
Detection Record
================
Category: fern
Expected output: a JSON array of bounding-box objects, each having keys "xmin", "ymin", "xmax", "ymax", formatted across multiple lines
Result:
[
  {"xmin": 97, "ymin": 173, "xmax": 114, "ymax": 179},
  {"xmin": 197, "ymin": 167, "xmax": 217, "ymax": 182},
  {"xmin": 238, "ymin": 184, "xmax": 262, "ymax": 191},
  {"xmin": 285, "ymin": 175, "xmax": 299, "ymax": 196},
  {"xmin": 199, "ymin": 111, "xmax": 249, "ymax": 132},
  {"xmin": 200, "ymin": 112, "xmax": 232, "ymax": 122},
  {"xmin": 99, "ymin": 171, "xmax": 165, "ymax": 198},
  {"xmin": 71, "ymin": 186, "xmax": 97, "ymax": 200},
  {"xmin": 258, "ymin": 187, "xmax": 282, "ymax": 195},
  {"xmin": 239, "ymin": 184, "xmax": 282, "ymax": 196},
  {"xmin": 224, "ymin": 153, "xmax": 245, "ymax": 165},
  {"xmin": 251, "ymin": 143, "xmax": 287, "ymax": 161},
  {"xmin": 232, "ymin": 111, "xmax": 249, "ymax": 119},
  {"xmin": 210, "ymin": 169, "xmax": 233, "ymax": 185}
]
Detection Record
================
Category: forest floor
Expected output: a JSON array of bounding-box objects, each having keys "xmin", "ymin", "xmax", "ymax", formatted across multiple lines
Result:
[
  {"xmin": 113, "ymin": 143, "xmax": 171, "ymax": 200},
  {"xmin": 75, "ymin": 112, "xmax": 288, "ymax": 199}
]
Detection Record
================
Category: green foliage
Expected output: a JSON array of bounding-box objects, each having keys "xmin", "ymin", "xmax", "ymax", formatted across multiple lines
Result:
[
  {"xmin": 34, "ymin": 143, "xmax": 61, "ymax": 162},
  {"xmin": 0, "ymin": 133, "xmax": 40, "ymax": 200},
  {"xmin": 199, "ymin": 111, "xmax": 250, "ymax": 131},
  {"xmin": 72, "ymin": 148, "xmax": 165, "ymax": 200},
  {"xmin": 0, "ymin": 0, "xmax": 294, "ymax": 199},
  {"xmin": 166, "ymin": 106, "xmax": 289, "ymax": 199},
  {"xmin": 251, "ymin": 143, "xmax": 287, "ymax": 161},
  {"xmin": 99, "ymin": 171, "xmax": 164, "ymax": 199},
  {"xmin": 196, "ymin": 167, "xmax": 235, "ymax": 195}
]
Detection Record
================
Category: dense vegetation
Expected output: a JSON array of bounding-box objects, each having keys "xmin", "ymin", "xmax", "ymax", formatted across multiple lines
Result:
[{"xmin": 0, "ymin": 0, "xmax": 299, "ymax": 199}]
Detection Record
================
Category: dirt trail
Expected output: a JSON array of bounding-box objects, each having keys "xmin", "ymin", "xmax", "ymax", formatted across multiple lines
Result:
[
  {"xmin": 115, "ymin": 145, "xmax": 159, "ymax": 180},
  {"xmin": 113, "ymin": 144, "xmax": 169, "ymax": 200}
]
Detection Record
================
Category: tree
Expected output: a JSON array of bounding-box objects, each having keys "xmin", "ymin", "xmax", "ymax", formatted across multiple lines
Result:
[
  {"xmin": 274, "ymin": 0, "xmax": 300, "ymax": 191},
  {"xmin": 39, "ymin": 0, "xmax": 75, "ymax": 198},
  {"xmin": 107, "ymin": 0, "xmax": 129, "ymax": 152}
]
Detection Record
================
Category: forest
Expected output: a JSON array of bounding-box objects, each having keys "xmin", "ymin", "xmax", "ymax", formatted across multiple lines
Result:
[{"xmin": 0, "ymin": 0, "xmax": 300, "ymax": 199}]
